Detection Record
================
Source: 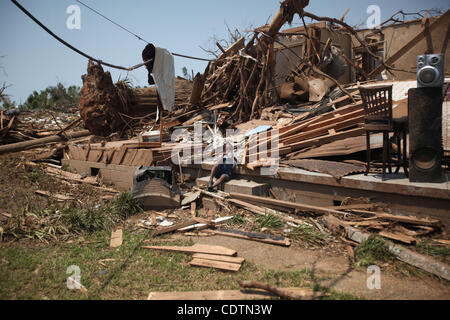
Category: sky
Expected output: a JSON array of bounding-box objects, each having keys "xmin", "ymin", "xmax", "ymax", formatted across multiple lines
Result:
[{"xmin": 0, "ymin": 0, "xmax": 449, "ymax": 104}]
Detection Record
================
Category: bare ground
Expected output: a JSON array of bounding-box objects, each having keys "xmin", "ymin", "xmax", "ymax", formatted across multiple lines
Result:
[{"xmin": 181, "ymin": 234, "xmax": 450, "ymax": 300}]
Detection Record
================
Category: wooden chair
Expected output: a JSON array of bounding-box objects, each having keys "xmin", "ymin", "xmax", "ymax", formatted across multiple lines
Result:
[{"xmin": 359, "ymin": 85, "xmax": 409, "ymax": 180}]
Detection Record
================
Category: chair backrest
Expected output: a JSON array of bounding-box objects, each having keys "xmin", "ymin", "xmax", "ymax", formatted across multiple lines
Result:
[{"xmin": 358, "ymin": 85, "xmax": 393, "ymax": 122}]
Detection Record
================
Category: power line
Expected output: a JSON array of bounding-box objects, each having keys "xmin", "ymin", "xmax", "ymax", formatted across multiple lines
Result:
[
  {"xmin": 75, "ymin": 0, "xmax": 214, "ymax": 62},
  {"xmin": 11, "ymin": 0, "xmax": 152, "ymax": 71}
]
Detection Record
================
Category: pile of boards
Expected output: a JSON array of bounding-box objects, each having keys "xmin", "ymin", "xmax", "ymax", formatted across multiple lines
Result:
[
  {"xmin": 142, "ymin": 244, "xmax": 244, "ymax": 272},
  {"xmin": 224, "ymin": 191, "xmax": 446, "ymax": 246}
]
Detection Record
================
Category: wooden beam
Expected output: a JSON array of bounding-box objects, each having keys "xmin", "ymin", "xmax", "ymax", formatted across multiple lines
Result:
[
  {"xmin": 189, "ymin": 258, "xmax": 241, "ymax": 272},
  {"xmin": 378, "ymin": 230, "xmax": 416, "ymax": 245},
  {"xmin": 281, "ymin": 115, "xmax": 364, "ymax": 145},
  {"xmin": 0, "ymin": 130, "xmax": 91, "ymax": 155},
  {"xmin": 323, "ymin": 216, "xmax": 450, "ymax": 281},
  {"xmin": 288, "ymin": 127, "xmax": 365, "ymax": 152},
  {"xmin": 352, "ymin": 210, "xmax": 442, "ymax": 227},
  {"xmin": 205, "ymin": 228, "xmax": 291, "ymax": 247},
  {"xmin": 229, "ymin": 192, "xmax": 349, "ymax": 216},
  {"xmin": 153, "ymin": 219, "xmax": 198, "ymax": 236},
  {"xmin": 148, "ymin": 287, "xmax": 319, "ymax": 300},
  {"xmin": 142, "ymin": 244, "xmax": 237, "ymax": 256},
  {"xmin": 192, "ymin": 253, "xmax": 245, "ymax": 264}
]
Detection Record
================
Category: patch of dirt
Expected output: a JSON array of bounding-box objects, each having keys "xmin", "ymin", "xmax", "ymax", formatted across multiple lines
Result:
[{"xmin": 182, "ymin": 234, "xmax": 450, "ymax": 300}]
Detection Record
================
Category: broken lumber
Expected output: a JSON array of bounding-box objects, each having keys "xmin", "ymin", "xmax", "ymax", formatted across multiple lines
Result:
[
  {"xmin": 141, "ymin": 244, "xmax": 237, "ymax": 256},
  {"xmin": 192, "ymin": 253, "xmax": 245, "ymax": 264},
  {"xmin": 35, "ymin": 190, "xmax": 74, "ymax": 202},
  {"xmin": 368, "ymin": 9, "xmax": 450, "ymax": 78},
  {"xmin": 378, "ymin": 230, "xmax": 416, "ymax": 245},
  {"xmin": 227, "ymin": 198, "xmax": 304, "ymax": 225},
  {"xmin": 206, "ymin": 228, "xmax": 291, "ymax": 247},
  {"xmin": 153, "ymin": 219, "xmax": 198, "ymax": 236},
  {"xmin": 323, "ymin": 216, "xmax": 450, "ymax": 281},
  {"xmin": 0, "ymin": 130, "xmax": 90, "ymax": 155},
  {"xmin": 192, "ymin": 186, "xmax": 227, "ymax": 201},
  {"xmin": 238, "ymin": 280, "xmax": 320, "ymax": 300},
  {"xmin": 110, "ymin": 228, "xmax": 123, "ymax": 248},
  {"xmin": 352, "ymin": 210, "xmax": 442, "ymax": 228},
  {"xmin": 229, "ymin": 192, "xmax": 349, "ymax": 216},
  {"xmin": 148, "ymin": 287, "xmax": 319, "ymax": 300},
  {"xmin": 189, "ymin": 258, "xmax": 242, "ymax": 272}
]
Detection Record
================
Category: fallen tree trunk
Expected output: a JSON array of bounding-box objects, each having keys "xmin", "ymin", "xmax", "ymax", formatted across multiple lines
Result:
[{"xmin": 0, "ymin": 130, "xmax": 90, "ymax": 155}]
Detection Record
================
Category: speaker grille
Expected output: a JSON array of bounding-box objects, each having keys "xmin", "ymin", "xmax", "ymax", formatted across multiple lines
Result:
[{"xmin": 408, "ymin": 87, "xmax": 443, "ymax": 182}]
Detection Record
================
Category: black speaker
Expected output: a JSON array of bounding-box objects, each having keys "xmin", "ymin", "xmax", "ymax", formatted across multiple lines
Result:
[{"xmin": 408, "ymin": 87, "xmax": 443, "ymax": 182}]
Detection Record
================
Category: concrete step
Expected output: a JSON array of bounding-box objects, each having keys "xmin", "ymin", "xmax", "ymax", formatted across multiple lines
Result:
[{"xmin": 196, "ymin": 176, "xmax": 269, "ymax": 197}]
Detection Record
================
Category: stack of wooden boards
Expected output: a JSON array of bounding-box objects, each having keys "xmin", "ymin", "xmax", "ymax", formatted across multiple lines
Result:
[
  {"xmin": 243, "ymin": 92, "xmax": 367, "ymax": 167},
  {"xmin": 142, "ymin": 244, "xmax": 244, "ymax": 272}
]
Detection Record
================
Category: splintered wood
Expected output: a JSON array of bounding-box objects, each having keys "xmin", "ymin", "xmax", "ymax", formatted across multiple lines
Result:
[
  {"xmin": 110, "ymin": 228, "xmax": 123, "ymax": 248},
  {"xmin": 142, "ymin": 244, "xmax": 244, "ymax": 272}
]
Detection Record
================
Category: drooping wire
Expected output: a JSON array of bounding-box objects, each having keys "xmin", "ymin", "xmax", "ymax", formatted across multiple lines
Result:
[
  {"xmin": 75, "ymin": 0, "xmax": 214, "ymax": 62},
  {"xmin": 11, "ymin": 0, "xmax": 152, "ymax": 71}
]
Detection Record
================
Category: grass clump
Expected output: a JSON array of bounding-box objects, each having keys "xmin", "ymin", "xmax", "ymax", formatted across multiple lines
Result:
[
  {"xmin": 290, "ymin": 223, "xmax": 326, "ymax": 245},
  {"xmin": 355, "ymin": 236, "xmax": 396, "ymax": 267},
  {"xmin": 108, "ymin": 192, "xmax": 143, "ymax": 220},
  {"xmin": 227, "ymin": 214, "xmax": 246, "ymax": 227},
  {"xmin": 255, "ymin": 214, "xmax": 284, "ymax": 231},
  {"xmin": 415, "ymin": 240, "xmax": 450, "ymax": 260}
]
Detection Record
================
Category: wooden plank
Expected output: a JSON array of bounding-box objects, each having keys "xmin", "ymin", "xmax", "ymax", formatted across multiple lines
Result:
[
  {"xmin": 191, "ymin": 201, "xmax": 196, "ymax": 218},
  {"xmin": 288, "ymin": 127, "xmax": 365, "ymax": 152},
  {"xmin": 227, "ymin": 198, "xmax": 304, "ymax": 225},
  {"xmin": 148, "ymin": 287, "xmax": 319, "ymax": 300},
  {"xmin": 153, "ymin": 219, "xmax": 198, "ymax": 236},
  {"xmin": 281, "ymin": 115, "xmax": 364, "ymax": 145},
  {"xmin": 131, "ymin": 149, "xmax": 152, "ymax": 166},
  {"xmin": 206, "ymin": 229, "xmax": 291, "ymax": 247},
  {"xmin": 379, "ymin": 230, "xmax": 416, "ymax": 244},
  {"xmin": 35, "ymin": 190, "xmax": 74, "ymax": 202},
  {"xmin": 229, "ymin": 192, "xmax": 349, "ymax": 217},
  {"xmin": 88, "ymin": 150, "xmax": 103, "ymax": 163},
  {"xmin": 189, "ymin": 258, "xmax": 241, "ymax": 272},
  {"xmin": 110, "ymin": 147, "xmax": 127, "ymax": 165},
  {"xmin": 303, "ymin": 108, "xmax": 364, "ymax": 132},
  {"xmin": 327, "ymin": 203, "xmax": 375, "ymax": 210},
  {"xmin": 123, "ymin": 142, "xmax": 162, "ymax": 149},
  {"xmin": 142, "ymin": 244, "xmax": 237, "ymax": 256},
  {"xmin": 110, "ymin": 229, "xmax": 123, "ymax": 248},
  {"xmin": 433, "ymin": 239, "xmax": 450, "ymax": 245},
  {"xmin": 192, "ymin": 253, "xmax": 245, "ymax": 264},
  {"xmin": 368, "ymin": 9, "xmax": 450, "ymax": 78}
]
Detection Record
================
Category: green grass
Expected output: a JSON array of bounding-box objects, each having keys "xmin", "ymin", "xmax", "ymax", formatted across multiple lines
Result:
[
  {"xmin": 254, "ymin": 214, "xmax": 285, "ymax": 231},
  {"xmin": 290, "ymin": 223, "xmax": 327, "ymax": 246},
  {"xmin": 355, "ymin": 236, "xmax": 396, "ymax": 267},
  {"xmin": 0, "ymin": 230, "xmax": 361, "ymax": 300},
  {"xmin": 2, "ymin": 192, "xmax": 143, "ymax": 243}
]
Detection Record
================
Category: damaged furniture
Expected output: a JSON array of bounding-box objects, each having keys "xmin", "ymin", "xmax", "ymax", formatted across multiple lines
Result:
[{"xmin": 359, "ymin": 85, "xmax": 409, "ymax": 180}]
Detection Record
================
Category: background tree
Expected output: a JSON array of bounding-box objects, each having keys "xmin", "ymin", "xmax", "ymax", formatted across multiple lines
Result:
[{"xmin": 19, "ymin": 83, "xmax": 81, "ymax": 111}]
